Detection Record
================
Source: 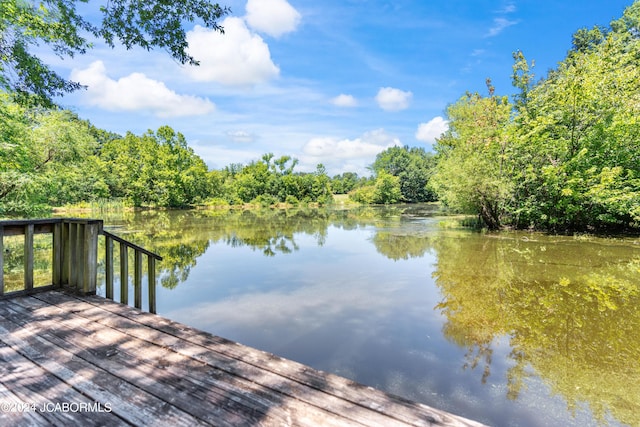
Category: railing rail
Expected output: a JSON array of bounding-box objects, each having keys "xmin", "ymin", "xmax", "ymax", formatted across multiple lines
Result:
[
  {"xmin": 102, "ymin": 229, "xmax": 162, "ymax": 313},
  {"xmin": 0, "ymin": 218, "xmax": 162, "ymax": 313}
]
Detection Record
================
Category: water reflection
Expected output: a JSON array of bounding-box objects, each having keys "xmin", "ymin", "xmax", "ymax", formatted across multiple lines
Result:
[
  {"xmin": 2, "ymin": 234, "xmax": 53, "ymax": 290},
  {"xmin": 98, "ymin": 206, "xmax": 640, "ymax": 426},
  {"xmin": 102, "ymin": 206, "xmax": 435, "ymax": 287},
  {"xmin": 372, "ymin": 229, "xmax": 434, "ymax": 260},
  {"xmin": 431, "ymin": 231, "xmax": 640, "ymax": 425}
]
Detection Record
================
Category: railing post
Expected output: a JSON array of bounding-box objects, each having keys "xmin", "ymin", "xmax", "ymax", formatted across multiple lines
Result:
[
  {"xmin": 134, "ymin": 250, "xmax": 142, "ymax": 309},
  {"xmin": 69, "ymin": 223, "xmax": 78, "ymax": 288},
  {"xmin": 120, "ymin": 242, "xmax": 128, "ymax": 305},
  {"xmin": 105, "ymin": 235, "xmax": 114, "ymax": 300},
  {"xmin": 24, "ymin": 224, "xmax": 34, "ymax": 292},
  {"xmin": 76, "ymin": 223, "xmax": 85, "ymax": 291},
  {"xmin": 82, "ymin": 221, "xmax": 100, "ymax": 295},
  {"xmin": 52, "ymin": 221, "xmax": 63, "ymax": 287},
  {"xmin": 0, "ymin": 218, "xmax": 107, "ymax": 297},
  {"xmin": 0, "ymin": 225, "xmax": 4, "ymax": 297},
  {"xmin": 102, "ymin": 230, "xmax": 161, "ymax": 312},
  {"xmin": 148, "ymin": 256, "xmax": 156, "ymax": 314},
  {"xmin": 62, "ymin": 221, "xmax": 70, "ymax": 285}
]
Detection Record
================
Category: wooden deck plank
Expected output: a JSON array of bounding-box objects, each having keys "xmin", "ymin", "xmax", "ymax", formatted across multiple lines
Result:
[
  {"xmin": 0, "ymin": 336, "xmax": 127, "ymax": 427},
  {"xmin": 0, "ymin": 345, "xmax": 69, "ymax": 427},
  {"xmin": 5, "ymin": 296, "xmax": 360, "ymax": 427},
  {"xmin": 32, "ymin": 293, "xmax": 420, "ymax": 427},
  {"xmin": 71, "ymin": 293, "xmax": 484, "ymax": 427},
  {"xmin": 36, "ymin": 291, "xmax": 485, "ymax": 427},
  {"xmin": 0, "ymin": 291, "xmax": 487, "ymax": 427},
  {"xmin": 0, "ymin": 308, "xmax": 209, "ymax": 426},
  {"xmin": 0, "ymin": 302, "xmax": 241, "ymax": 427}
]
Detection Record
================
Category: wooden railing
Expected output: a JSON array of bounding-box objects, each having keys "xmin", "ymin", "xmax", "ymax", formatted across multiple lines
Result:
[
  {"xmin": 0, "ymin": 218, "xmax": 162, "ymax": 313},
  {"xmin": 102, "ymin": 230, "xmax": 162, "ymax": 314}
]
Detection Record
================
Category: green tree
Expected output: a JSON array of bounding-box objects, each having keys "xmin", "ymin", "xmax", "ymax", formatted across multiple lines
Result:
[
  {"xmin": 233, "ymin": 159, "xmax": 271, "ymax": 203},
  {"xmin": 510, "ymin": 4, "xmax": 640, "ymax": 231},
  {"xmin": 220, "ymin": 154, "xmax": 333, "ymax": 206},
  {"xmin": 432, "ymin": 1, "xmax": 640, "ymax": 232},
  {"xmin": 0, "ymin": 96, "xmax": 102, "ymax": 214},
  {"xmin": 348, "ymin": 171, "xmax": 402, "ymax": 205},
  {"xmin": 331, "ymin": 172, "xmax": 359, "ymax": 195},
  {"xmin": 100, "ymin": 126, "xmax": 210, "ymax": 207},
  {"xmin": 30, "ymin": 110, "xmax": 108, "ymax": 206},
  {"xmin": 570, "ymin": 26, "xmax": 607, "ymax": 54},
  {"xmin": 1, "ymin": 0, "xmax": 229, "ymax": 106},
  {"xmin": 432, "ymin": 84, "xmax": 513, "ymax": 230},
  {"xmin": 371, "ymin": 146, "xmax": 437, "ymax": 203},
  {"xmin": 372, "ymin": 171, "xmax": 401, "ymax": 204},
  {"xmin": 311, "ymin": 164, "xmax": 332, "ymax": 204},
  {"xmin": 348, "ymin": 185, "xmax": 375, "ymax": 204},
  {"xmin": 511, "ymin": 50, "xmax": 535, "ymax": 111},
  {"xmin": 0, "ymin": 92, "xmax": 30, "ymax": 206}
]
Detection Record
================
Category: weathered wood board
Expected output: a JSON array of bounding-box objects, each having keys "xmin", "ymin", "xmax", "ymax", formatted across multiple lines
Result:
[{"xmin": 0, "ymin": 291, "xmax": 487, "ymax": 427}]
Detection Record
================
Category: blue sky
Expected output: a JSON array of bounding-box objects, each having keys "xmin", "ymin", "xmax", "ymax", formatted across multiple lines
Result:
[{"xmin": 51, "ymin": 0, "xmax": 633, "ymax": 176}]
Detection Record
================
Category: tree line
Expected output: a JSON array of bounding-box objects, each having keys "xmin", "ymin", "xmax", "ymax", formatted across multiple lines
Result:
[
  {"xmin": 0, "ymin": 105, "xmax": 321, "ymax": 213},
  {"xmin": 2, "ymin": 0, "xmax": 639, "ymax": 233},
  {"xmin": 432, "ymin": 2, "xmax": 640, "ymax": 232},
  {"xmin": 0, "ymin": 91, "xmax": 437, "ymax": 215},
  {"xmin": 0, "ymin": 0, "xmax": 436, "ymax": 212}
]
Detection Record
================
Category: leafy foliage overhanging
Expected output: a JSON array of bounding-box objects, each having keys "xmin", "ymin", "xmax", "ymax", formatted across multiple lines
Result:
[
  {"xmin": 432, "ymin": 1, "xmax": 640, "ymax": 231},
  {"xmin": 0, "ymin": 0, "xmax": 229, "ymax": 106}
]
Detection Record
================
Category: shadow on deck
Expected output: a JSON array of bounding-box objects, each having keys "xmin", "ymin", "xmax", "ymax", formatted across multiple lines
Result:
[{"xmin": 0, "ymin": 290, "xmax": 486, "ymax": 426}]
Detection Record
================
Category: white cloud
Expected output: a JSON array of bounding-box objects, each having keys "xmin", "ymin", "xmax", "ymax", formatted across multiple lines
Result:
[
  {"xmin": 301, "ymin": 129, "xmax": 401, "ymax": 175},
  {"xmin": 164, "ymin": 273, "xmax": 403, "ymax": 336},
  {"xmin": 486, "ymin": 17, "xmax": 518, "ymax": 37},
  {"xmin": 70, "ymin": 61, "xmax": 215, "ymax": 118},
  {"xmin": 498, "ymin": 3, "xmax": 516, "ymax": 14},
  {"xmin": 227, "ymin": 130, "xmax": 255, "ymax": 143},
  {"xmin": 184, "ymin": 18, "xmax": 279, "ymax": 86},
  {"xmin": 245, "ymin": 0, "xmax": 301, "ymax": 38},
  {"xmin": 375, "ymin": 87, "xmax": 412, "ymax": 111},
  {"xmin": 416, "ymin": 116, "xmax": 448, "ymax": 144},
  {"xmin": 331, "ymin": 94, "xmax": 358, "ymax": 107},
  {"xmin": 303, "ymin": 129, "xmax": 400, "ymax": 159}
]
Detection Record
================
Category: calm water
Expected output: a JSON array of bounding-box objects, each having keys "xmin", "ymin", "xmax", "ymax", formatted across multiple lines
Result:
[{"xmin": 93, "ymin": 206, "xmax": 639, "ymax": 427}]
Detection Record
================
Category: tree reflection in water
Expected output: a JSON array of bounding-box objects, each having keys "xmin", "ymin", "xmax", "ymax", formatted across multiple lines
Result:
[
  {"xmin": 431, "ymin": 231, "xmax": 640, "ymax": 425},
  {"xmin": 100, "ymin": 206, "xmax": 640, "ymax": 425}
]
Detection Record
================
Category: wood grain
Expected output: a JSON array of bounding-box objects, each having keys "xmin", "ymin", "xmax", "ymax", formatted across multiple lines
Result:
[{"xmin": 0, "ymin": 291, "xmax": 487, "ymax": 427}]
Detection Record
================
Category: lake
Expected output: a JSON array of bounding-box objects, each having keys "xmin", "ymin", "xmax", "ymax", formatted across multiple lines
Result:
[{"xmin": 93, "ymin": 205, "xmax": 639, "ymax": 426}]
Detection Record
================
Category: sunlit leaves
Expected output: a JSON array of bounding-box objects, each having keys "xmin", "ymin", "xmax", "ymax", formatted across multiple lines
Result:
[
  {"xmin": 371, "ymin": 146, "xmax": 437, "ymax": 203},
  {"xmin": 432, "ymin": 90, "xmax": 512, "ymax": 229},
  {"xmin": 99, "ymin": 126, "xmax": 210, "ymax": 208},
  {"xmin": 371, "ymin": 171, "xmax": 401, "ymax": 204},
  {"xmin": 98, "ymin": 0, "xmax": 229, "ymax": 66},
  {"xmin": 220, "ymin": 154, "xmax": 333, "ymax": 206},
  {"xmin": 0, "ymin": 0, "xmax": 229, "ymax": 105},
  {"xmin": 0, "ymin": 96, "xmax": 102, "ymax": 214},
  {"xmin": 435, "ymin": 1, "xmax": 640, "ymax": 232},
  {"xmin": 511, "ymin": 17, "xmax": 640, "ymax": 230}
]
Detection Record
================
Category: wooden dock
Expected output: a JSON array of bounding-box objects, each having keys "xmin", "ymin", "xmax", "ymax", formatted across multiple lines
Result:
[{"xmin": 0, "ymin": 290, "xmax": 486, "ymax": 427}]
